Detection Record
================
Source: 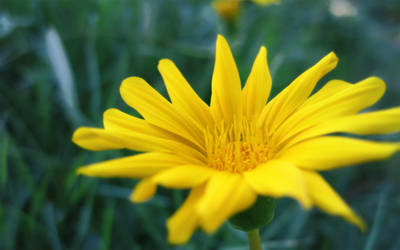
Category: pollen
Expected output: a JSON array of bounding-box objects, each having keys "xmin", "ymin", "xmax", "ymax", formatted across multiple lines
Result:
[{"xmin": 204, "ymin": 118, "xmax": 270, "ymax": 173}]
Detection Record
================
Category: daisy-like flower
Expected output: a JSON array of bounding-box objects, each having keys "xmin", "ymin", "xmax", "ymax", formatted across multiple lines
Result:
[
  {"xmin": 73, "ymin": 35, "xmax": 400, "ymax": 244},
  {"xmin": 213, "ymin": 0, "xmax": 280, "ymax": 20},
  {"xmin": 213, "ymin": 0, "xmax": 241, "ymax": 20}
]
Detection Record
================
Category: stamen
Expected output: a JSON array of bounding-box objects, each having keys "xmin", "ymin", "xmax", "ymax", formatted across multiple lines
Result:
[{"xmin": 204, "ymin": 118, "xmax": 270, "ymax": 173}]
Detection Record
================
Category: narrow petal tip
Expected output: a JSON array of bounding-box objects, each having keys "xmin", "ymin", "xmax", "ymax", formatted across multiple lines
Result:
[
  {"xmin": 71, "ymin": 127, "xmax": 122, "ymax": 151},
  {"xmin": 366, "ymin": 76, "xmax": 386, "ymax": 90},
  {"xmin": 71, "ymin": 127, "xmax": 98, "ymax": 149},
  {"xmin": 322, "ymin": 51, "xmax": 339, "ymax": 70},
  {"xmin": 358, "ymin": 219, "xmax": 367, "ymax": 233},
  {"xmin": 102, "ymin": 108, "xmax": 118, "ymax": 119},
  {"xmin": 166, "ymin": 231, "xmax": 186, "ymax": 245},
  {"xmin": 166, "ymin": 219, "xmax": 191, "ymax": 245},
  {"xmin": 76, "ymin": 165, "xmax": 102, "ymax": 177},
  {"xmin": 158, "ymin": 58, "xmax": 173, "ymax": 69},
  {"xmin": 130, "ymin": 180, "xmax": 157, "ymax": 203},
  {"xmin": 347, "ymin": 212, "xmax": 367, "ymax": 232},
  {"xmin": 216, "ymin": 34, "xmax": 229, "ymax": 48},
  {"xmin": 71, "ymin": 127, "xmax": 84, "ymax": 144},
  {"xmin": 260, "ymin": 45, "xmax": 267, "ymax": 55},
  {"xmin": 217, "ymin": 33, "xmax": 226, "ymax": 41},
  {"xmin": 119, "ymin": 76, "xmax": 148, "ymax": 101},
  {"xmin": 327, "ymin": 51, "xmax": 338, "ymax": 60},
  {"xmin": 76, "ymin": 166, "xmax": 90, "ymax": 176}
]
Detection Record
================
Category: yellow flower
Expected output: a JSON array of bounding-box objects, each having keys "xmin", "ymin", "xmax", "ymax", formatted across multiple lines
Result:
[
  {"xmin": 213, "ymin": 0, "xmax": 280, "ymax": 20},
  {"xmin": 251, "ymin": 0, "xmax": 280, "ymax": 6},
  {"xmin": 73, "ymin": 35, "xmax": 400, "ymax": 244},
  {"xmin": 213, "ymin": 0, "xmax": 241, "ymax": 20}
]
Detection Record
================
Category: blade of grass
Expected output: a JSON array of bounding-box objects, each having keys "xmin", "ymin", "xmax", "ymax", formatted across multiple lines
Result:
[
  {"xmin": 5, "ymin": 188, "xmax": 31, "ymax": 250},
  {"xmin": 134, "ymin": 204, "xmax": 165, "ymax": 247},
  {"xmin": 45, "ymin": 27, "xmax": 81, "ymax": 125},
  {"xmin": 0, "ymin": 132, "xmax": 8, "ymax": 189},
  {"xmin": 364, "ymin": 188, "xmax": 388, "ymax": 250},
  {"xmin": 43, "ymin": 203, "xmax": 62, "ymax": 250},
  {"xmin": 8, "ymin": 136, "xmax": 34, "ymax": 189},
  {"xmin": 35, "ymin": 79, "xmax": 52, "ymax": 138},
  {"xmin": 73, "ymin": 193, "xmax": 94, "ymax": 249},
  {"xmin": 101, "ymin": 201, "xmax": 114, "ymax": 250},
  {"xmin": 85, "ymin": 13, "xmax": 101, "ymax": 121},
  {"xmin": 0, "ymin": 202, "xmax": 4, "ymax": 249}
]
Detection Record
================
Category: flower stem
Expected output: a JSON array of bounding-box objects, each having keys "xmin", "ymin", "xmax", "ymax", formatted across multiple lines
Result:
[{"xmin": 247, "ymin": 229, "xmax": 262, "ymax": 250}]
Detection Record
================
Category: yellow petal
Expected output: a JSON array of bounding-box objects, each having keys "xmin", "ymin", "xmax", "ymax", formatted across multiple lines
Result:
[
  {"xmin": 167, "ymin": 186, "xmax": 205, "ymax": 244},
  {"xmin": 103, "ymin": 108, "xmax": 149, "ymax": 133},
  {"xmin": 130, "ymin": 179, "xmax": 157, "ymax": 203},
  {"xmin": 303, "ymin": 170, "xmax": 366, "ymax": 230},
  {"xmin": 274, "ymin": 77, "xmax": 386, "ymax": 148},
  {"xmin": 103, "ymin": 108, "xmax": 201, "ymax": 151},
  {"xmin": 197, "ymin": 172, "xmax": 256, "ymax": 233},
  {"xmin": 72, "ymin": 127, "xmax": 206, "ymax": 164},
  {"xmin": 305, "ymin": 77, "xmax": 385, "ymax": 111},
  {"xmin": 120, "ymin": 77, "xmax": 204, "ymax": 149},
  {"xmin": 301, "ymin": 79, "xmax": 352, "ymax": 107},
  {"xmin": 73, "ymin": 127, "xmax": 158, "ymax": 152},
  {"xmin": 158, "ymin": 59, "xmax": 213, "ymax": 128},
  {"xmin": 294, "ymin": 107, "xmax": 400, "ymax": 141},
  {"xmin": 244, "ymin": 160, "xmax": 311, "ymax": 208},
  {"xmin": 72, "ymin": 127, "xmax": 123, "ymax": 151},
  {"xmin": 280, "ymin": 136, "xmax": 399, "ymax": 171},
  {"xmin": 258, "ymin": 52, "xmax": 338, "ymax": 133},
  {"xmin": 210, "ymin": 35, "xmax": 242, "ymax": 125},
  {"xmin": 242, "ymin": 46, "xmax": 272, "ymax": 119},
  {"xmin": 76, "ymin": 152, "xmax": 187, "ymax": 178},
  {"xmin": 152, "ymin": 165, "xmax": 216, "ymax": 189}
]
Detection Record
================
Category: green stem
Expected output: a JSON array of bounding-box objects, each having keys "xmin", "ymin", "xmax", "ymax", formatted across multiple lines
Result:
[{"xmin": 247, "ymin": 229, "xmax": 262, "ymax": 250}]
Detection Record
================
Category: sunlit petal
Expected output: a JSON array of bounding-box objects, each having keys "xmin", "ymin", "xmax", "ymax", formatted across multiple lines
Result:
[
  {"xmin": 258, "ymin": 52, "xmax": 338, "ymax": 133},
  {"xmin": 279, "ymin": 136, "xmax": 399, "ymax": 171},
  {"xmin": 158, "ymin": 59, "xmax": 214, "ymax": 128},
  {"xmin": 151, "ymin": 165, "xmax": 216, "ymax": 189},
  {"xmin": 167, "ymin": 186, "xmax": 205, "ymax": 244},
  {"xmin": 274, "ymin": 77, "xmax": 386, "ymax": 148},
  {"xmin": 197, "ymin": 172, "xmax": 257, "ymax": 233},
  {"xmin": 210, "ymin": 35, "xmax": 243, "ymax": 125},
  {"xmin": 76, "ymin": 152, "xmax": 187, "ymax": 178},
  {"xmin": 303, "ymin": 170, "xmax": 366, "ymax": 230},
  {"xmin": 244, "ymin": 160, "xmax": 311, "ymax": 208},
  {"xmin": 242, "ymin": 46, "xmax": 272, "ymax": 119},
  {"xmin": 130, "ymin": 179, "xmax": 157, "ymax": 203},
  {"xmin": 120, "ymin": 77, "xmax": 205, "ymax": 149}
]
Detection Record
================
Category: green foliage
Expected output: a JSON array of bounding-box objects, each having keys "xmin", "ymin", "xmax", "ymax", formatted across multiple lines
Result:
[
  {"xmin": 1, "ymin": 0, "xmax": 400, "ymax": 249},
  {"xmin": 230, "ymin": 196, "xmax": 277, "ymax": 232}
]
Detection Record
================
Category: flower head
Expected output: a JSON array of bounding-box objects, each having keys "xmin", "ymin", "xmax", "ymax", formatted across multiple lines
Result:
[
  {"xmin": 213, "ymin": 0, "xmax": 241, "ymax": 20},
  {"xmin": 73, "ymin": 35, "xmax": 400, "ymax": 244},
  {"xmin": 213, "ymin": 0, "xmax": 280, "ymax": 20}
]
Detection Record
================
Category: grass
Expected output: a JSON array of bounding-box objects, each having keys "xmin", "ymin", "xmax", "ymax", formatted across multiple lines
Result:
[{"xmin": 1, "ymin": 0, "xmax": 400, "ymax": 249}]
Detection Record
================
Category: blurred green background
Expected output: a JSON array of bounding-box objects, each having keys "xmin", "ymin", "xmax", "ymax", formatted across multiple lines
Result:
[{"xmin": 1, "ymin": 0, "xmax": 400, "ymax": 249}]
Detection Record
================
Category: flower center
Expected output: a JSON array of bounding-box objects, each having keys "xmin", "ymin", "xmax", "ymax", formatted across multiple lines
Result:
[{"xmin": 204, "ymin": 119, "xmax": 270, "ymax": 173}]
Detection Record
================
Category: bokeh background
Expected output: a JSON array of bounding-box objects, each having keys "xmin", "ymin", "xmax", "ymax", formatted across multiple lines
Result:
[{"xmin": 1, "ymin": 0, "xmax": 400, "ymax": 249}]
